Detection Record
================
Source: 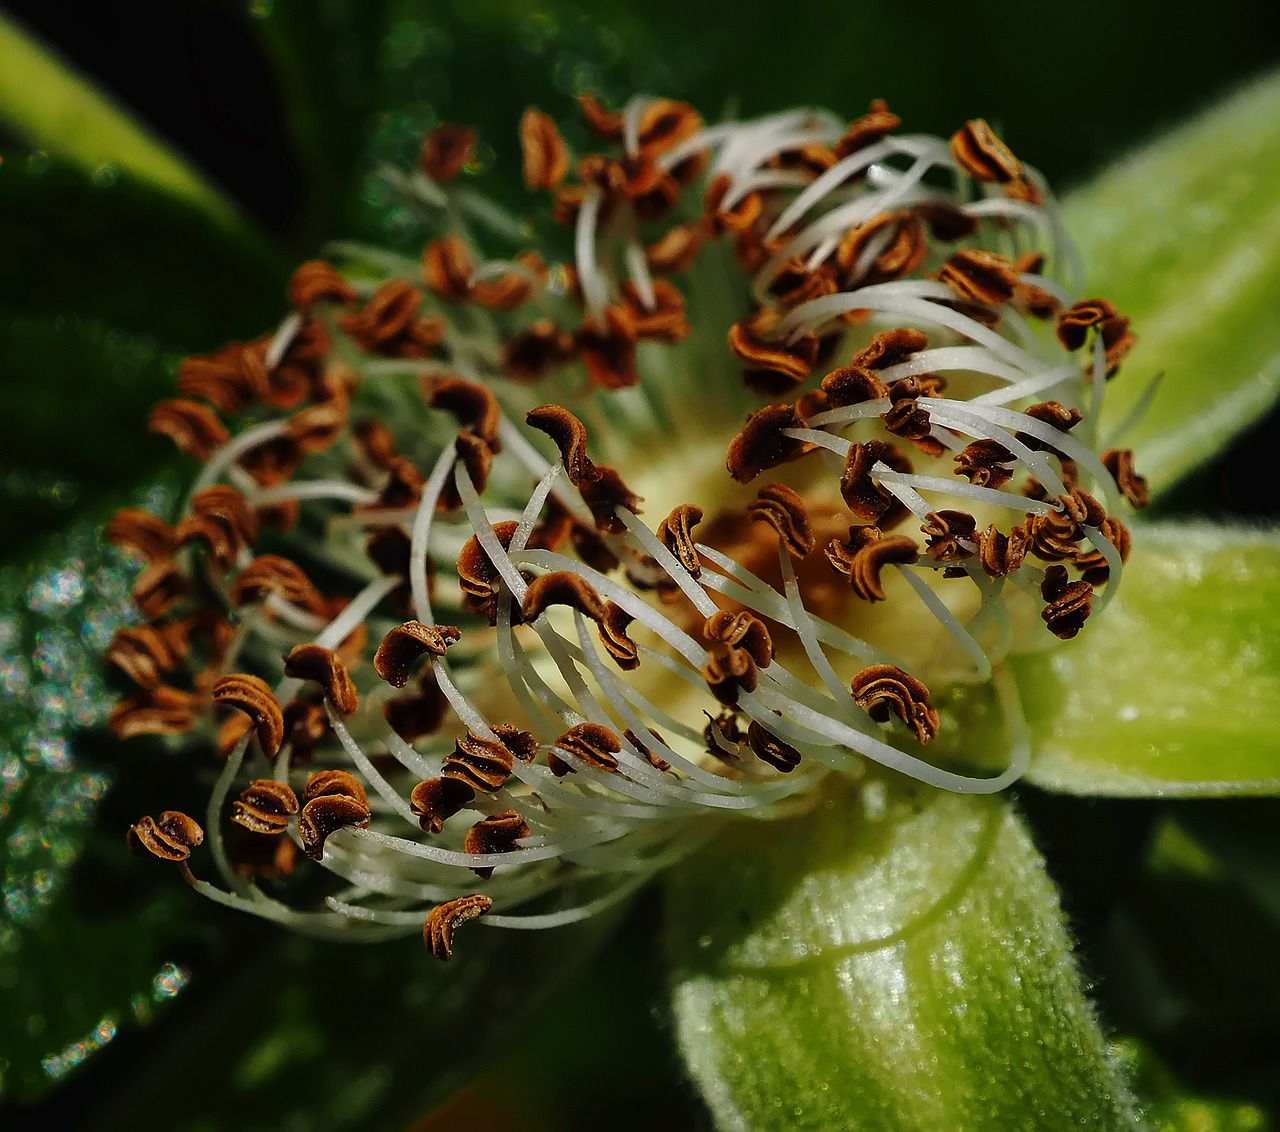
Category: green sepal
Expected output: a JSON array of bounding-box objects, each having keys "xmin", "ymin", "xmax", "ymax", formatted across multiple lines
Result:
[
  {"xmin": 1014, "ymin": 523, "xmax": 1280, "ymax": 797},
  {"xmin": 1066, "ymin": 69, "xmax": 1280, "ymax": 497},
  {"xmin": 666, "ymin": 782, "xmax": 1143, "ymax": 1131}
]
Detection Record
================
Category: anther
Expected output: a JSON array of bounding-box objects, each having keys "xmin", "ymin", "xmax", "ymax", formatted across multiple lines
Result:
[
  {"xmin": 825, "ymin": 526, "xmax": 919, "ymax": 602},
  {"xmin": 373, "ymin": 622, "xmax": 462, "ymax": 689},
  {"xmin": 1040, "ymin": 564, "xmax": 1094, "ymax": 640},
  {"xmin": 850, "ymin": 664, "xmax": 940, "ymax": 745},
  {"xmin": 1102, "ymin": 449, "xmax": 1151, "ymax": 510},
  {"xmin": 129, "ymin": 810, "xmax": 204, "ymax": 862},
  {"xmin": 747, "ymin": 483, "xmax": 815, "ymax": 558},
  {"xmin": 420, "ymin": 123, "xmax": 476, "ymax": 183},
  {"xmin": 212, "ymin": 673, "xmax": 285, "ymax": 757},
  {"xmin": 550, "ymin": 722, "xmax": 623, "ymax": 776},
  {"xmin": 746, "ymin": 720, "xmax": 801, "ymax": 773},
  {"xmin": 521, "ymin": 107, "xmax": 569, "ymax": 190},
  {"xmin": 464, "ymin": 811, "xmax": 530, "ymax": 878},
  {"xmin": 424, "ymin": 894, "xmax": 493, "ymax": 961},
  {"xmin": 282, "ymin": 644, "xmax": 360, "ymax": 715},
  {"xmin": 231, "ymin": 779, "xmax": 301, "ymax": 836}
]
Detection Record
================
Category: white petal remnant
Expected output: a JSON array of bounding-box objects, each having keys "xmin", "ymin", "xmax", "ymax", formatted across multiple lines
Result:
[{"xmin": 110, "ymin": 101, "xmax": 1146, "ymax": 955}]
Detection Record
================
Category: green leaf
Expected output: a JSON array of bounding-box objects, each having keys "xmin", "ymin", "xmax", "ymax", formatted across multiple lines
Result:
[
  {"xmin": 1014, "ymin": 523, "xmax": 1280, "ymax": 797},
  {"xmin": 666, "ymin": 782, "xmax": 1143, "ymax": 1131},
  {"xmin": 0, "ymin": 157, "xmax": 285, "ymax": 345},
  {"xmin": 1066, "ymin": 69, "xmax": 1280, "ymax": 497},
  {"xmin": 0, "ymin": 12, "xmax": 241, "ymax": 231}
]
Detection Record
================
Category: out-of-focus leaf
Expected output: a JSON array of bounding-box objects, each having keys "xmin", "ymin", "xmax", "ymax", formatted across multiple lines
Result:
[
  {"xmin": 1014, "ymin": 524, "xmax": 1280, "ymax": 797},
  {"xmin": 1068, "ymin": 69, "xmax": 1280, "ymax": 496},
  {"xmin": 0, "ymin": 158, "xmax": 284, "ymax": 346},
  {"xmin": 666, "ymin": 782, "xmax": 1142, "ymax": 1131},
  {"xmin": 0, "ymin": 317, "xmax": 182, "ymax": 562},
  {"xmin": 1115, "ymin": 1038, "xmax": 1270, "ymax": 1132},
  {"xmin": 0, "ymin": 13, "xmax": 241, "ymax": 231}
]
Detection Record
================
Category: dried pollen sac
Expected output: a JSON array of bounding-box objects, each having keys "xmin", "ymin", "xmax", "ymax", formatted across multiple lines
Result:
[{"xmin": 110, "ymin": 90, "xmax": 1146, "ymax": 959}]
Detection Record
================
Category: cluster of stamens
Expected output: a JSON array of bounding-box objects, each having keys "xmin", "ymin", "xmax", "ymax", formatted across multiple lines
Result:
[{"xmin": 109, "ymin": 93, "xmax": 1148, "ymax": 958}]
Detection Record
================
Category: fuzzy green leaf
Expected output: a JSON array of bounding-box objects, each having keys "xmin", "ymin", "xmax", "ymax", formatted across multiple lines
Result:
[
  {"xmin": 667, "ymin": 783, "xmax": 1143, "ymax": 1131},
  {"xmin": 1015, "ymin": 524, "xmax": 1280, "ymax": 797},
  {"xmin": 1067, "ymin": 70, "xmax": 1280, "ymax": 497}
]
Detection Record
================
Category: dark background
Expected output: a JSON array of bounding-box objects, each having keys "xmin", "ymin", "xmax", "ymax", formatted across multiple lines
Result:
[{"xmin": 1, "ymin": 1, "xmax": 1279, "ymax": 1128}]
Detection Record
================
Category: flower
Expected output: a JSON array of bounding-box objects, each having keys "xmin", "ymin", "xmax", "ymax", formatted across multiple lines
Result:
[{"xmin": 109, "ymin": 94, "xmax": 1151, "ymax": 961}]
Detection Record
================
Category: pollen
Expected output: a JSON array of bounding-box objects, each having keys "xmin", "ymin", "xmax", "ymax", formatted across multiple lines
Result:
[{"xmin": 108, "ymin": 93, "xmax": 1146, "ymax": 957}]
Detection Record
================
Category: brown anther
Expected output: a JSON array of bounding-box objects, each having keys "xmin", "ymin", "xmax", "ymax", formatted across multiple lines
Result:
[
  {"xmin": 1075, "ymin": 516, "xmax": 1133, "ymax": 585},
  {"xmin": 579, "ymin": 464, "xmax": 643, "ymax": 535},
  {"xmin": 1055, "ymin": 298, "xmax": 1119, "ymax": 350},
  {"xmin": 728, "ymin": 308, "xmax": 819, "ymax": 389},
  {"xmin": 189, "ymin": 484, "xmax": 258, "ymax": 553},
  {"xmin": 1011, "ymin": 252, "xmax": 1060, "ymax": 319},
  {"xmin": 364, "ymin": 456, "xmax": 424, "ymax": 513},
  {"xmin": 106, "ymin": 508, "xmax": 173, "ymax": 562},
  {"xmin": 424, "ymin": 376, "xmax": 501, "ymax": 452},
  {"xmin": 746, "ymin": 721, "xmax": 801, "ymax": 773},
  {"xmin": 623, "ymin": 727, "xmax": 671, "ymax": 772},
  {"xmin": 108, "ymin": 685, "xmax": 201, "ymax": 740},
  {"xmin": 882, "ymin": 375, "xmax": 944, "ymax": 446},
  {"xmin": 129, "ymin": 811, "xmax": 204, "ymax": 862},
  {"xmin": 424, "ymin": 893, "xmax": 493, "ymax": 961},
  {"xmin": 950, "ymin": 119, "xmax": 1023, "ymax": 184},
  {"xmin": 339, "ymin": 279, "xmax": 444, "ymax": 358},
  {"xmin": 646, "ymin": 222, "xmax": 705, "ymax": 274},
  {"xmin": 456, "ymin": 521, "xmax": 520, "ymax": 624},
  {"xmin": 281, "ymin": 696, "xmax": 331, "ymax": 759},
  {"xmin": 577, "ymin": 92, "xmax": 624, "ymax": 139},
  {"xmin": 421, "ymin": 123, "xmax": 476, "ymax": 182},
  {"xmin": 1025, "ymin": 490, "xmax": 1106, "ymax": 561},
  {"xmin": 384, "ymin": 671, "xmax": 450, "ymax": 742},
  {"xmin": 937, "ymin": 249, "xmax": 1018, "ymax": 306},
  {"xmin": 620, "ymin": 280, "xmax": 690, "ymax": 343},
  {"xmin": 212, "ymin": 673, "xmax": 285, "ymax": 756},
  {"xmin": 422, "ymin": 235, "xmax": 474, "ymax": 303},
  {"xmin": 833, "ymin": 99, "xmax": 901, "ymax": 159},
  {"xmin": 302, "ymin": 768, "xmax": 368, "ymax": 807},
  {"xmin": 726, "ymin": 404, "xmax": 807, "ymax": 484},
  {"xmin": 703, "ymin": 610, "xmax": 773, "ymax": 668},
  {"xmin": 767, "ymin": 258, "xmax": 839, "ymax": 310},
  {"xmin": 1040, "ymin": 564, "xmax": 1094, "ymax": 640},
  {"xmin": 1004, "ymin": 176, "xmax": 1044, "ymax": 206},
  {"xmin": 840, "ymin": 439, "xmax": 913, "ymax": 525},
  {"xmin": 525, "ymin": 405, "xmax": 597, "ymax": 484},
  {"xmin": 521, "ymin": 570, "xmax": 607, "ymax": 624},
  {"xmin": 464, "ymin": 811, "xmax": 530, "ymax": 878},
  {"xmin": 288, "ymin": 261, "xmax": 357, "ymax": 311},
  {"xmin": 230, "ymin": 831, "xmax": 299, "ymax": 879},
  {"xmin": 373, "ymin": 622, "xmax": 461, "ymax": 689},
  {"xmin": 850, "ymin": 664, "xmax": 940, "ymax": 745},
  {"xmin": 550, "ymin": 722, "xmax": 622, "ymax": 776},
  {"xmin": 175, "ymin": 343, "xmax": 257, "ymax": 415},
  {"xmin": 231, "ymin": 779, "xmax": 300, "ymax": 836},
  {"xmin": 922, "ymin": 510, "xmax": 977, "ymax": 562},
  {"xmin": 703, "ymin": 173, "xmax": 763, "ymax": 235},
  {"xmin": 657, "ymin": 503, "xmax": 704, "ymax": 578},
  {"xmin": 501, "ymin": 319, "xmax": 577, "ymax": 382},
  {"xmin": 852, "ymin": 327, "xmax": 930, "ymax": 371},
  {"xmin": 1102, "ymin": 449, "xmax": 1150, "ymax": 510},
  {"xmin": 577, "ymin": 305, "xmax": 640, "ymax": 390},
  {"xmin": 353, "ymin": 419, "xmax": 399, "ymax": 470},
  {"xmin": 470, "ymin": 250, "xmax": 546, "ymax": 310},
  {"xmin": 444, "ymin": 730, "xmax": 516, "ymax": 792},
  {"xmin": 520, "ymin": 106, "xmax": 569, "ymax": 190},
  {"xmin": 821, "ymin": 364, "xmax": 889, "ymax": 409},
  {"xmin": 834, "ymin": 210, "xmax": 926, "ymax": 286},
  {"xmin": 955, "ymin": 439, "xmax": 1015, "ymax": 489},
  {"xmin": 409, "ymin": 776, "xmax": 475, "ymax": 835},
  {"xmin": 148, "ymin": 399, "xmax": 229, "ymax": 461},
  {"xmin": 703, "ymin": 708, "xmax": 746, "ymax": 757},
  {"xmin": 131, "ymin": 560, "xmax": 189, "ymax": 620},
  {"xmin": 598, "ymin": 602, "xmax": 640, "ymax": 672},
  {"xmin": 635, "ymin": 99, "xmax": 702, "ymax": 159},
  {"xmin": 286, "ymin": 389, "xmax": 350, "ymax": 455},
  {"xmin": 237, "ymin": 433, "xmax": 303, "ymax": 488},
  {"xmin": 1020, "ymin": 401, "xmax": 1083, "ymax": 448},
  {"xmin": 298, "ymin": 793, "xmax": 371, "ymax": 862},
  {"xmin": 826, "ymin": 525, "xmax": 920, "ymax": 602},
  {"xmin": 106, "ymin": 625, "xmax": 185, "ymax": 689},
  {"xmin": 915, "ymin": 201, "xmax": 979, "ymax": 242},
  {"xmin": 702, "ymin": 648, "xmax": 760, "ymax": 706},
  {"xmin": 231, "ymin": 554, "xmax": 322, "ymax": 612},
  {"xmin": 748, "ymin": 483, "xmax": 815, "ymax": 558},
  {"xmin": 281, "ymin": 644, "xmax": 359, "ymax": 715},
  {"xmin": 977, "ymin": 523, "xmax": 1029, "ymax": 578}
]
